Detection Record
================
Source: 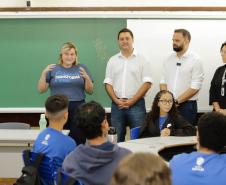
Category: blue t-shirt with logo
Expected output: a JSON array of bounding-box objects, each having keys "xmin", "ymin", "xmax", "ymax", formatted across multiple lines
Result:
[
  {"xmin": 33, "ymin": 128, "xmax": 76, "ymax": 161},
  {"xmin": 170, "ymin": 151, "xmax": 226, "ymax": 185},
  {"xmin": 46, "ymin": 64, "xmax": 93, "ymax": 101}
]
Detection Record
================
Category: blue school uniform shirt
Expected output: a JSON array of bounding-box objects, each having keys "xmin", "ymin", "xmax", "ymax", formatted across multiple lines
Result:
[
  {"xmin": 33, "ymin": 128, "xmax": 76, "ymax": 161},
  {"xmin": 46, "ymin": 64, "xmax": 93, "ymax": 101},
  {"xmin": 159, "ymin": 116, "xmax": 167, "ymax": 130},
  {"xmin": 170, "ymin": 151, "xmax": 226, "ymax": 185}
]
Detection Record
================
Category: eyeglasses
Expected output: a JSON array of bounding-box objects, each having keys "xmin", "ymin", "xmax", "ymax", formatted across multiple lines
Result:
[{"xmin": 159, "ymin": 99, "xmax": 174, "ymax": 105}]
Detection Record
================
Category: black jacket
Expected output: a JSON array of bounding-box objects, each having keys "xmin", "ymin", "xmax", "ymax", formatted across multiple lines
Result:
[
  {"xmin": 209, "ymin": 65, "xmax": 226, "ymax": 109},
  {"xmin": 139, "ymin": 114, "xmax": 196, "ymax": 138}
]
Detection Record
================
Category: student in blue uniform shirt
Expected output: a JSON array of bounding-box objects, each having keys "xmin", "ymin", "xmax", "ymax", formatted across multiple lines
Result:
[
  {"xmin": 170, "ymin": 112, "xmax": 226, "ymax": 185},
  {"xmin": 38, "ymin": 42, "xmax": 94, "ymax": 144},
  {"xmin": 33, "ymin": 94, "xmax": 76, "ymax": 161}
]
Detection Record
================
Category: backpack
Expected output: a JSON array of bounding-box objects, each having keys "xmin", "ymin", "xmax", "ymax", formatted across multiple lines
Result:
[{"xmin": 14, "ymin": 150, "xmax": 44, "ymax": 185}]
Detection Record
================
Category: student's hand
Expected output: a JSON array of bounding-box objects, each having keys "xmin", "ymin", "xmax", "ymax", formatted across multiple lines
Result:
[
  {"xmin": 79, "ymin": 67, "xmax": 90, "ymax": 80},
  {"xmin": 42, "ymin": 64, "xmax": 56, "ymax": 75},
  {"xmin": 216, "ymin": 108, "xmax": 224, "ymax": 114},
  {"xmin": 161, "ymin": 128, "xmax": 171, "ymax": 137},
  {"xmin": 218, "ymin": 109, "xmax": 226, "ymax": 115}
]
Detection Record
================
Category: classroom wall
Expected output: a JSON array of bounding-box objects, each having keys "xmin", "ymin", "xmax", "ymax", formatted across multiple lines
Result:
[
  {"xmin": 0, "ymin": 11, "xmax": 225, "ymax": 112},
  {"xmin": 128, "ymin": 19, "xmax": 226, "ymax": 112},
  {"xmin": 0, "ymin": 1, "xmax": 225, "ymax": 115},
  {"xmin": 1, "ymin": 0, "xmax": 226, "ymax": 7}
]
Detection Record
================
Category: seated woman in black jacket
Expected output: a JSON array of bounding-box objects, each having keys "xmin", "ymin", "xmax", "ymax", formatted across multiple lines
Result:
[{"xmin": 139, "ymin": 90, "xmax": 196, "ymax": 138}]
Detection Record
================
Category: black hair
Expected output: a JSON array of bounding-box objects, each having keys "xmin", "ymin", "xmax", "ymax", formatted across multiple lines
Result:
[
  {"xmin": 45, "ymin": 94, "xmax": 69, "ymax": 114},
  {"xmin": 198, "ymin": 112, "xmax": 226, "ymax": 152},
  {"xmin": 74, "ymin": 101, "xmax": 106, "ymax": 139},
  {"xmin": 117, "ymin": 28, "xmax": 134, "ymax": 40},
  {"xmin": 220, "ymin": 41, "xmax": 226, "ymax": 51},
  {"xmin": 146, "ymin": 90, "xmax": 178, "ymax": 123}
]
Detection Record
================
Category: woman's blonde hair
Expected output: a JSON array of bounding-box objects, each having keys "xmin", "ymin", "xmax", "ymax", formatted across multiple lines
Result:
[
  {"xmin": 110, "ymin": 153, "xmax": 171, "ymax": 185},
  {"xmin": 59, "ymin": 42, "xmax": 78, "ymax": 65}
]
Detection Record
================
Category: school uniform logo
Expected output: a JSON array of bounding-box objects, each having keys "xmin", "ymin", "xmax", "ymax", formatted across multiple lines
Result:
[
  {"xmin": 41, "ymin": 134, "xmax": 50, "ymax": 146},
  {"xmin": 192, "ymin": 157, "xmax": 205, "ymax": 171}
]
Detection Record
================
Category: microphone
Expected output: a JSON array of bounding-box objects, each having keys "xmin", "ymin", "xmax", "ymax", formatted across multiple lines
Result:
[{"xmin": 176, "ymin": 63, "xmax": 181, "ymax": 66}]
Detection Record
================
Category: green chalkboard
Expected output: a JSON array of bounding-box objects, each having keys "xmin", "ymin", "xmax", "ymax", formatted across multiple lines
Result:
[{"xmin": 0, "ymin": 18, "xmax": 126, "ymax": 107}]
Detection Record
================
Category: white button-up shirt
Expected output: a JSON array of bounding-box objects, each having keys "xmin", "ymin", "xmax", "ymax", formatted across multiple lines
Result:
[
  {"xmin": 104, "ymin": 50, "xmax": 153, "ymax": 99},
  {"xmin": 160, "ymin": 50, "xmax": 204, "ymax": 100}
]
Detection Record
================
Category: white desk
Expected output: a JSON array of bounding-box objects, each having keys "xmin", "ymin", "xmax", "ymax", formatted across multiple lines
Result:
[
  {"xmin": 0, "ymin": 133, "xmax": 195, "ymax": 178},
  {"xmin": 0, "ymin": 129, "xmax": 69, "ymax": 178},
  {"xmin": 118, "ymin": 136, "xmax": 197, "ymax": 154}
]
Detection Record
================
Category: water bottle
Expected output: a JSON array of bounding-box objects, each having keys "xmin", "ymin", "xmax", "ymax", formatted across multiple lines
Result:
[
  {"xmin": 108, "ymin": 127, "xmax": 117, "ymax": 144},
  {"xmin": 39, "ymin": 113, "xmax": 47, "ymax": 130}
]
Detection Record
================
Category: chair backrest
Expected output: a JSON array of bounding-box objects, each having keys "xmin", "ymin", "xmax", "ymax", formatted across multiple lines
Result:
[
  {"xmin": 0, "ymin": 122, "xmax": 30, "ymax": 129},
  {"xmin": 130, "ymin": 126, "xmax": 141, "ymax": 140},
  {"xmin": 23, "ymin": 150, "xmax": 63, "ymax": 185},
  {"xmin": 56, "ymin": 170, "xmax": 83, "ymax": 185}
]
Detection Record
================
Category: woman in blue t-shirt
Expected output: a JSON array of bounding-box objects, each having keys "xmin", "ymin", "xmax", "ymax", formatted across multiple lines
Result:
[
  {"xmin": 38, "ymin": 42, "xmax": 93, "ymax": 144},
  {"xmin": 139, "ymin": 90, "xmax": 195, "ymax": 138}
]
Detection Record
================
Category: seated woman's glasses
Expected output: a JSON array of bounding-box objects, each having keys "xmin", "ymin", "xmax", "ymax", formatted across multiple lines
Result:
[{"xmin": 159, "ymin": 99, "xmax": 173, "ymax": 105}]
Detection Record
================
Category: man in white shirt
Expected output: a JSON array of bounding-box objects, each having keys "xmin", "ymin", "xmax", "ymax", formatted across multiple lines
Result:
[
  {"xmin": 104, "ymin": 28, "xmax": 153, "ymax": 142},
  {"xmin": 160, "ymin": 29, "xmax": 204, "ymax": 125}
]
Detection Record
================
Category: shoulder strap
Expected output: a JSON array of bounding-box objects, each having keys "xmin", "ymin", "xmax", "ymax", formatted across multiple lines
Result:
[
  {"xmin": 23, "ymin": 149, "xmax": 45, "ymax": 168},
  {"xmin": 33, "ymin": 153, "xmax": 44, "ymax": 168},
  {"xmin": 23, "ymin": 150, "xmax": 31, "ymax": 166}
]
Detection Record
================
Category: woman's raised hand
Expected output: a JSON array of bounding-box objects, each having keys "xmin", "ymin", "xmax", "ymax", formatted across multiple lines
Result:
[{"xmin": 42, "ymin": 64, "xmax": 56, "ymax": 75}]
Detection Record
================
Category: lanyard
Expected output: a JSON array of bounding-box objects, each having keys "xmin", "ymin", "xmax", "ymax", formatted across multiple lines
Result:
[{"xmin": 221, "ymin": 68, "xmax": 226, "ymax": 96}]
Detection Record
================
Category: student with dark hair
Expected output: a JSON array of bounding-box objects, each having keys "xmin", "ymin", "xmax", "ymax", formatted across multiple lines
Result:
[
  {"xmin": 110, "ymin": 152, "xmax": 172, "ymax": 185},
  {"xmin": 104, "ymin": 27, "xmax": 153, "ymax": 142},
  {"xmin": 139, "ymin": 90, "xmax": 195, "ymax": 138},
  {"xmin": 160, "ymin": 29, "xmax": 204, "ymax": 125},
  {"xmin": 170, "ymin": 112, "xmax": 226, "ymax": 185},
  {"xmin": 209, "ymin": 41, "xmax": 226, "ymax": 114},
  {"xmin": 33, "ymin": 94, "xmax": 76, "ymax": 161},
  {"xmin": 62, "ymin": 101, "xmax": 131, "ymax": 185}
]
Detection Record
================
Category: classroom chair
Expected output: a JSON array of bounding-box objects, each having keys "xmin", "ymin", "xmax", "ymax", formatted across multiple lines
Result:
[{"xmin": 130, "ymin": 126, "xmax": 141, "ymax": 140}]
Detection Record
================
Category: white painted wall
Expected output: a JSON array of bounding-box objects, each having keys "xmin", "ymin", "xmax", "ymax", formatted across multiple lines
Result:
[
  {"xmin": 1, "ymin": 0, "xmax": 226, "ymax": 7},
  {"xmin": 128, "ymin": 19, "xmax": 226, "ymax": 112}
]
